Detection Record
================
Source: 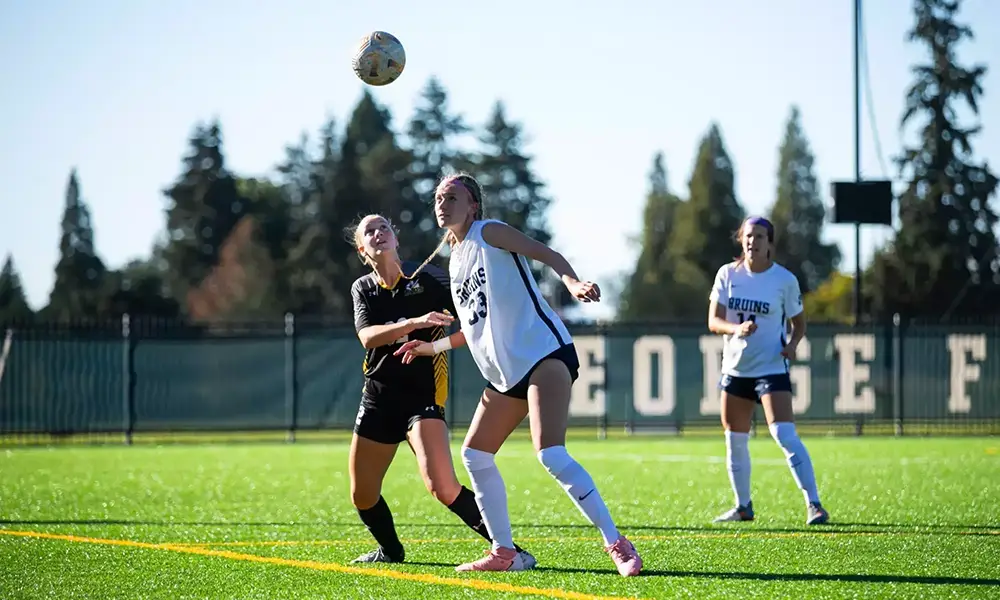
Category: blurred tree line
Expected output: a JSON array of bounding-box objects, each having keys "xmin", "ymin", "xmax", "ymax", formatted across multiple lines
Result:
[
  {"xmin": 0, "ymin": 0, "xmax": 996, "ymax": 327},
  {"xmin": 0, "ymin": 81, "xmax": 563, "ymax": 327},
  {"xmin": 619, "ymin": 0, "xmax": 997, "ymax": 323}
]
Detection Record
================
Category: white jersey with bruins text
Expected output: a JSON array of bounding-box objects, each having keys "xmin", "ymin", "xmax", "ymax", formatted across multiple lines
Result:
[
  {"xmin": 448, "ymin": 219, "xmax": 572, "ymax": 393},
  {"xmin": 709, "ymin": 261, "xmax": 803, "ymax": 378}
]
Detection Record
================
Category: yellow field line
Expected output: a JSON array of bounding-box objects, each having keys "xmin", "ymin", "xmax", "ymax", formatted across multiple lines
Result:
[{"xmin": 0, "ymin": 529, "xmax": 646, "ymax": 600}]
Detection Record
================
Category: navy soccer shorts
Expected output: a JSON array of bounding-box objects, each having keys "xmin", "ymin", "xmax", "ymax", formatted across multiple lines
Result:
[{"xmin": 718, "ymin": 373, "xmax": 793, "ymax": 404}]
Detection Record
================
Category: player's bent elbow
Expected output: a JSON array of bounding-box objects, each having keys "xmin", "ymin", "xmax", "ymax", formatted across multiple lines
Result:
[
  {"xmin": 708, "ymin": 318, "xmax": 732, "ymax": 336},
  {"xmin": 357, "ymin": 330, "xmax": 378, "ymax": 350}
]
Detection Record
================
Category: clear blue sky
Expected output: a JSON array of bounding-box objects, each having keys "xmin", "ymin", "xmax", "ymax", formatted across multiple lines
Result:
[{"xmin": 1, "ymin": 0, "xmax": 998, "ymax": 320}]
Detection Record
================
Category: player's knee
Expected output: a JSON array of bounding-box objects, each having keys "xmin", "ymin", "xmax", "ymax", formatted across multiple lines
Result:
[
  {"xmin": 350, "ymin": 486, "xmax": 380, "ymax": 510},
  {"xmin": 537, "ymin": 445, "xmax": 575, "ymax": 477},
  {"xmin": 420, "ymin": 461, "xmax": 461, "ymax": 504},
  {"xmin": 461, "ymin": 446, "xmax": 495, "ymax": 472},
  {"xmin": 768, "ymin": 421, "xmax": 800, "ymax": 448},
  {"xmin": 424, "ymin": 473, "xmax": 460, "ymax": 505},
  {"xmin": 723, "ymin": 420, "xmax": 753, "ymax": 435}
]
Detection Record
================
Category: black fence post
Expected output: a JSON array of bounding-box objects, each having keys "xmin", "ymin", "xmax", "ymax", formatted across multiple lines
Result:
[
  {"xmin": 892, "ymin": 313, "xmax": 904, "ymax": 437},
  {"xmin": 599, "ymin": 327, "xmax": 608, "ymax": 440},
  {"xmin": 122, "ymin": 314, "xmax": 134, "ymax": 445},
  {"xmin": 284, "ymin": 313, "xmax": 298, "ymax": 443},
  {"xmin": 854, "ymin": 321, "xmax": 865, "ymax": 437}
]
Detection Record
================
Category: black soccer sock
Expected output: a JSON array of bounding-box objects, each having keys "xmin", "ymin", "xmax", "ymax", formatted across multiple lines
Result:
[
  {"xmin": 357, "ymin": 496, "xmax": 404, "ymax": 559},
  {"xmin": 448, "ymin": 485, "xmax": 525, "ymax": 553}
]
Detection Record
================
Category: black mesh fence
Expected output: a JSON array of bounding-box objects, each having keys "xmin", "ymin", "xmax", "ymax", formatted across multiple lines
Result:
[{"xmin": 1, "ymin": 316, "xmax": 997, "ymax": 444}]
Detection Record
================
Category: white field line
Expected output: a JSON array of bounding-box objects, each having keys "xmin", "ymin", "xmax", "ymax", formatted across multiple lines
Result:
[{"xmin": 496, "ymin": 450, "xmax": 934, "ymax": 467}]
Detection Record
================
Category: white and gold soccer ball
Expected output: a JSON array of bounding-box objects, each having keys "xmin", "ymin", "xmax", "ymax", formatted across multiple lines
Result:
[{"xmin": 351, "ymin": 31, "xmax": 406, "ymax": 86}]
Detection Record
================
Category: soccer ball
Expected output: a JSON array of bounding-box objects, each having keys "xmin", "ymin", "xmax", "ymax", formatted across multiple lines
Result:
[{"xmin": 352, "ymin": 31, "xmax": 406, "ymax": 86}]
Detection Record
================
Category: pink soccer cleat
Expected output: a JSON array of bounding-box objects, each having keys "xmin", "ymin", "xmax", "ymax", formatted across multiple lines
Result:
[
  {"xmin": 605, "ymin": 535, "xmax": 643, "ymax": 577},
  {"xmin": 455, "ymin": 546, "xmax": 528, "ymax": 572}
]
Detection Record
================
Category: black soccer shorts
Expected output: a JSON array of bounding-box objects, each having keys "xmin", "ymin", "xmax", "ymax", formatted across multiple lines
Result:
[{"xmin": 353, "ymin": 392, "xmax": 446, "ymax": 445}]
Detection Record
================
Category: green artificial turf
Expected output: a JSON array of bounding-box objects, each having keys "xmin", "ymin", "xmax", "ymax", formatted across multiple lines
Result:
[{"xmin": 1, "ymin": 436, "xmax": 997, "ymax": 599}]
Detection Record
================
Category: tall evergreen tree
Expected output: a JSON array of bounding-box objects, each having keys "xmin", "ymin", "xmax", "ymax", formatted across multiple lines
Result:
[
  {"xmin": 405, "ymin": 77, "xmax": 469, "ymax": 262},
  {"xmin": 768, "ymin": 106, "xmax": 841, "ymax": 293},
  {"xmin": 0, "ymin": 255, "xmax": 33, "ymax": 324},
  {"xmin": 473, "ymin": 101, "xmax": 569, "ymax": 309},
  {"xmin": 618, "ymin": 152, "xmax": 683, "ymax": 320},
  {"xmin": 45, "ymin": 170, "xmax": 107, "ymax": 321},
  {"xmin": 407, "ymin": 77, "xmax": 469, "ymax": 232},
  {"xmin": 333, "ymin": 92, "xmax": 405, "ymax": 314},
  {"xmin": 161, "ymin": 120, "xmax": 247, "ymax": 312},
  {"xmin": 286, "ymin": 92, "xmax": 411, "ymax": 319},
  {"xmin": 278, "ymin": 120, "xmax": 340, "ymax": 315},
  {"xmin": 359, "ymin": 129, "xmax": 425, "ymax": 261},
  {"xmin": 278, "ymin": 126, "xmax": 330, "ymax": 232},
  {"xmin": 869, "ymin": 0, "xmax": 999, "ymax": 318},
  {"xmin": 665, "ymin": 124, "xmax": 746, "ymax": 317},
  {"xmin": 337, "ymin": 91, "xmax": 397, "ymax": 218}
]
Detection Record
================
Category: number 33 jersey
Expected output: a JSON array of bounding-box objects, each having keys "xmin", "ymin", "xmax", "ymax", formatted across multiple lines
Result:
[
  {"xmin": 710, "ymin": 261, "xmax": 803, "ymax": 378},
  {"xmin": 449, "ymin": 219, "xmax": 572, "ymax": 393}
]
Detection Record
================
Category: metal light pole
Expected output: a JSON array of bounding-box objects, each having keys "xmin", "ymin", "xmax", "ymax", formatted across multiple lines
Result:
[{"xmin": 853, "ymin": 0, "xmax": 863, "ymax": 325}]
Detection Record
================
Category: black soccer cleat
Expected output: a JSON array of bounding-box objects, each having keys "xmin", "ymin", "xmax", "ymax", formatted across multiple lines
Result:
[{"xmin": 351, "ymin": 546, "xmax": 405, "ymax": 564}]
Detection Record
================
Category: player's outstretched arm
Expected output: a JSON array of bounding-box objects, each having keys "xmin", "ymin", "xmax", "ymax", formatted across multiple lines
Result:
[
  {"xmin": 393, "ymin": 331, "xmax": 466, "ymax": 364},
  {"xmin": 480, "ymin": 222, "xmax": 601, "ymax": 302},
  {"xmin": 358, "ymin": 312, "xmax": 454, "ymax": 349}
]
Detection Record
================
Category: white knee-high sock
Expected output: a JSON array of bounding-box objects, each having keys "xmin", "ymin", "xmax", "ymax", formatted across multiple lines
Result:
[
  {"xmin": 769, "ymin": 422, "xmax": 820, "ymax": 505},
  {"xmin": 461, "ymin": 447, "xmax": 513, "ymax": 550},
  {"xmin": 538, "ymin": 445, "xmax": 621, "ymax": 546},
  {"xmin": 725, "ymin": 430, "xmax": 752, "ymax": 507}
]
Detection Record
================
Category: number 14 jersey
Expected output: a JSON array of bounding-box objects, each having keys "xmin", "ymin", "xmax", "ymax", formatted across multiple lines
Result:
[
  {"xmin": 449, "ymin": 219, "xmax": 572, "ymax": 393},
  {"xmin": 710, "ymin": 261, "xmax": 804, "ymax": 378}
]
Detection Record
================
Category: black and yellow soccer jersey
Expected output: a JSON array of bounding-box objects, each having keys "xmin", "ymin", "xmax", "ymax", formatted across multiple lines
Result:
[{"xmin": 351, "ymin": 261, "xmax": 456, "ymax": 405}]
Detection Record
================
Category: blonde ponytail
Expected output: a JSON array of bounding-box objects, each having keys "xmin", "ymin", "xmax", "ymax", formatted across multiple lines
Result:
[{"xmin": 408, "ymin": 231, "xmax": 452, "ymax": 279}]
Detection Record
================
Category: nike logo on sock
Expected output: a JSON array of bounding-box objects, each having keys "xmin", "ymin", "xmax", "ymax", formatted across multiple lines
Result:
[{"xmin": 578, "ymin": 489, "xmax": 595, "ymax": 501}]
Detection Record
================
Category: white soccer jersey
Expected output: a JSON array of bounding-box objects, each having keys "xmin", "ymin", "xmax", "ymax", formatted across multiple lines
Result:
[
  {"xmin": 448, "ymin": 219, "xmax": 573, "ymax": 392},
  {"xmin": 709, "ymin": 261, "xmax": 804, "ymax": 378}
]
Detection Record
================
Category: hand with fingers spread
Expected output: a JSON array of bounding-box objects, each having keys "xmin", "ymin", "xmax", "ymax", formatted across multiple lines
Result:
[
  {"xmin": 564, "ymin": 277, "xmax": 601, "ymax": 303},
  {"xmin": 407, "ymin": 311, "xmax": 454, "ymax": 330},
  {"xmin": 393, "ymin": 340, "xmax": 434, "ymax": 364}
]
